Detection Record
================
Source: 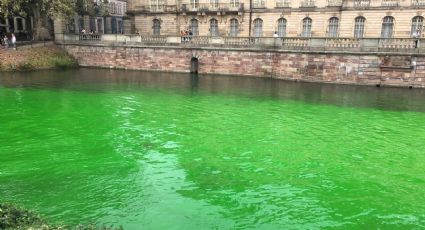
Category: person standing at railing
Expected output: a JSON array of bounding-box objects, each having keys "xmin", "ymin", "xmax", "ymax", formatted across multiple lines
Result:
[{"xmin": 413, "ymin": 29, "xmax": 421, "ymax": 48}]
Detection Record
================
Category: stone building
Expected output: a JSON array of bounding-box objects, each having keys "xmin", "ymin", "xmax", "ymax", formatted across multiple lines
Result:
[
  {"xmin": 62, "ymin": 0, "xmax": 128, "ymax": 34},
  {"xmin": 127, "ymin": 0, "xmax": 425, "ymax": 37}
]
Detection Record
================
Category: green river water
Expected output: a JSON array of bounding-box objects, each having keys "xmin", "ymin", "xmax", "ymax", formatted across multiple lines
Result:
[{"xmin": 0, "ymin": 69, "xmax": 424, "ymax": 229}]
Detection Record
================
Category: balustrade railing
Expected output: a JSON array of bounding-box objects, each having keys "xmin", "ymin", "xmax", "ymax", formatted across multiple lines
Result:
[
  {"xmin": 79, "ymin": 34, "xmax": 101, "ymax": 41},
  {"xmin": 326, "ymin": 38, "xmax": 360, "ymax": 48},
  {"xmin": 378, "ymin": 38, "xmax": 416, "ymax": 49},
  {"xmin": 141, "ymin": 36, "xmax": 167, "ymax": 44},
  {"xmin": 61, "ymin": 35, "xmax": 422, "ymax": 53}
]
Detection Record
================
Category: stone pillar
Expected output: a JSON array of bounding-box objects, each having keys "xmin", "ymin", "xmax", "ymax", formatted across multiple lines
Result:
[
  {"xmin": 124, "ymin": 18, "xmax": 133, "ymax": 34},
  {"xmin": 53, "ymin": 18, "xmax": 66, "ymax": 42}
]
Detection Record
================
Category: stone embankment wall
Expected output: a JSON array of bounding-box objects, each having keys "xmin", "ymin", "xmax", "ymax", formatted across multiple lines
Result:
[{"xmin": 62, "ymin": 44, "xmax": 425, "ymax": 88}]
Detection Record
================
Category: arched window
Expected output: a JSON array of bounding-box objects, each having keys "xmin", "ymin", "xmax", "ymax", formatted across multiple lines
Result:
[
  {"xmin": 210, "ymin": 19, "xmax": 219, "ymax": 36},
  {"xmin": 328, "ymin": 17, "xmax": 339, "ymax": 37},
  {"xmin": 152, "ymin": 19, "xmax": 161, "ymax": 35},
  {"xmin": 230, "ymin": 18, "xmax": 239, "ymax": 37},
  {"xmin": 302, "ymin": 17, "xmax": 312, "ymax": 37},
  {"xmin": 354, "ymin": 16, "xmax": 365, "ymax": 38},
  {"xmin": 253, "ymin": 18, "xmax": 263, "ymax": 37},
  {"xmin": 411, "ymin": 16, "xmax": 424, "ymax": 37},
  {"xmin": 381, "ymin": 16, "xmax": 394, "ymax": 38},
  {"xmin": 190, "ymin": 19, "xmax": 199, "ymax": 36},
  {"xmin": 277, "ymin": 18, "xmax": 287, "ymax": 37}
]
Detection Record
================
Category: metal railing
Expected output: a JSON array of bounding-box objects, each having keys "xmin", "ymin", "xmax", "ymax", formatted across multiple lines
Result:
[{"xmin": 60, "ymin": 34, "xmax": 423, "ymax": 53}]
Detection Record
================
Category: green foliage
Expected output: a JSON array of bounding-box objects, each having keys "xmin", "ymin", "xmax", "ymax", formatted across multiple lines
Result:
[{"xmin": 0, "ymin": 0, "xmax": 76, "ymax": 19}]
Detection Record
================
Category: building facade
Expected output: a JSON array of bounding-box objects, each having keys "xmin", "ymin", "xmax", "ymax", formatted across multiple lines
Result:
[
  {"xmin": 64, "ymin": 0, "xmax": 128, "ymax": 34},
  {"xmin": 127, "ymin": 0, "xmax": 425, "ymax": 37}
]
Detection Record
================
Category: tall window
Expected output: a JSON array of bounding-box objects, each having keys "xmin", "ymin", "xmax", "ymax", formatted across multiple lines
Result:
[
  {"xmin": 230, "ymin": 0, "xmax": 240, "ymax": 8},
  {"xmin": 190, "ymin": 0, "xmax": 199, "ymax": 9},
  {"xmin": 111, "ymin": 18, "xmax": 117, "ymax": 34},
  {"xmin": 277, "ymin": 18, "xmax": 287, "ymax": 37},
  {"xmin": 210, "ymin": 19, "xmax": 219, "ymax": 36},
  {"xmin": 79, "ymin": 17, "xmax": 84, "ymax": 33},
  {"xmin": 210, "ymin": 0, "xmax": 219, "ymax": 8},
  {"xmin": 253, "ymin": 18, "xmax": 263, "ymax": 37},
  {"xmin": 190, "ymin": 19, "xmax": 199, "ymax": 36},
  {"xmin": 151, "ymin": 0, "xmax": 164, "ymax": 11},
  {"xmin": 153, "ymin": 19, "xmax": 161, "ymax": 35},
  {"xmin": 354, "ymin": 16, "xmax": 365, "ymax": 38},
  {"xmin": 381, "ymin": 16, "xmax": 394, "ymax": 38},
  {"xmin": 411, "ymin": 16, "xmax": 424, "ymax": 37},
  {"xmin": 328, "ymin": 17, "xmax": 339, "ymax": 37},
  {"xmin": 302, "ymin": 17, "xmax": 312, "ymax": 37},
  {"xmin": 253, "ymin": 0, "xmax": 265, "ymax": 8},
  {"xmin": 230, "ymin": 18, "xmax": 239, "ymax": 37}
]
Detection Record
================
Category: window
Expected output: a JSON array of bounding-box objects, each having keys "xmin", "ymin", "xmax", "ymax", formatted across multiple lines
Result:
[
  {"xmin": 277, "ymin": 18, "xmax": 287, "ymax": 37},
  {"xmin": 381, "ymin": 16, "xmax": 394, "ymax": 38},
  {"xmin": 302, "ymin": 17, "xmax": 312, "ymax": 37},
  {"xmin": 153, "ymin": 19, "xmax": 161, "ymax": 35},
  {"xmin": 230, "ymin": 18, "xmax": 239, "ymax": 37},
  {"xmin": 210, "ymin": 0, "xmax": 219, "ymax": 8},
  {"xmin": 354, "ymin": 16, "xmax": 365, "ymax": 38},
  {"xmin": 253, "ymin": 0, "xmax": 265, "ymax": 8},
  {"xmin": 411, "ymin": 16, "xmax": 424, "ymax": 37},
  {"xmin": 111, "ymin": 18, "xmax": 117, "ymax": 34},
  {"xmin": 210, "ymin": 19, "xmax": 219, "ymax": 36},
  {"xmin": 79, "ymin": 17, "xmax": 84, "ymax": 32},
  {"xmin": 328, "ymin": 17, "xmax": 339, "ymax": 37},
  {"xmin": 230, "ymin": 0, "xmax": 240, "ymax": 8},
  {"xmin": 253, "ymin": 18, "xmax": 263, "ymax": 37},
  {"xmin": 190, "ymin": 0, "xmax": 199, "ymax": 9},
  {"xmin": 276, "ymin": 0, "xmax": 290, "ymax": 7},
  {"xmin": 16, "ymin": 18, "xmax": 24, "ymax": 31},
  {"xmin": 151, "ymin": 0, "xmax": 164, "ymax": 11},
  {"xmin": 190, "ymin": 19, "xmax": 199, "ymax": 36}
]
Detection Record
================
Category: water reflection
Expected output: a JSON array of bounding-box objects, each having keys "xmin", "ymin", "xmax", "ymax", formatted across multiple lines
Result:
[{"xmin": 1, "ymin": 68, "xmax": 425, "ymax": 112}]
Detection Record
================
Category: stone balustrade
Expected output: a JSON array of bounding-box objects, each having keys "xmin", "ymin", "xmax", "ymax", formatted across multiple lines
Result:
[{"xmin": 59, "ymin": 34, "xmax": 422, "ymax": 54}]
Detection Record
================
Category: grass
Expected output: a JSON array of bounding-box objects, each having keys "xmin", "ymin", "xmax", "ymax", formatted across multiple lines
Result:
[
  {"xmin": 0, "ymin": 203, "xmax": 123, "ymax": 230},
  {"xmin": 0, "ymin": 46, "xmax": 78, "ymax": 71}
]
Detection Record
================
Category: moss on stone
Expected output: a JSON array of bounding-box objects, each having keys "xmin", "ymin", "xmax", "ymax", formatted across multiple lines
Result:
[
  {"xmin": 0, "ymin": 203, "xmax": 123, "ymax": 230},
  {"xmin": 0, "ymin": 46, "xmax": 78, "ymax": 72}
]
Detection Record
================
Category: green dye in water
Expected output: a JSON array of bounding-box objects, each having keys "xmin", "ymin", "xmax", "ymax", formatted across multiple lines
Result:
[{"xmin": 0, "ymin": 69, "xmax": 424, "ymax": 229}]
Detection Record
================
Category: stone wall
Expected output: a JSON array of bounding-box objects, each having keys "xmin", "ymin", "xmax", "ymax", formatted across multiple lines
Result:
[{"xmin": 62, "ymin": 44, "xmax": 425, "ymax": 88}]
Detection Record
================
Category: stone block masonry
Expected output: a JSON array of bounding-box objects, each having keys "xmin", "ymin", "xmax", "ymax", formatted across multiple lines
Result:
[{"xmin": 62, "ymin": 44, "xmax": 425, "ymax": 88}]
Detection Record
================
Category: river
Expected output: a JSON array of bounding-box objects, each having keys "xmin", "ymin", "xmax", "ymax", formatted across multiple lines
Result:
[{"xmin": 0, "ymin": 69, "xmax": 424, "ymax": 229}]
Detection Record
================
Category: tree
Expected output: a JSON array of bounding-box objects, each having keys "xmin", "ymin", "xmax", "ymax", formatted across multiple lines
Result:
[{"xmin": 0, "ymin": 0, "xmax": 77, "ymax": 39}]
